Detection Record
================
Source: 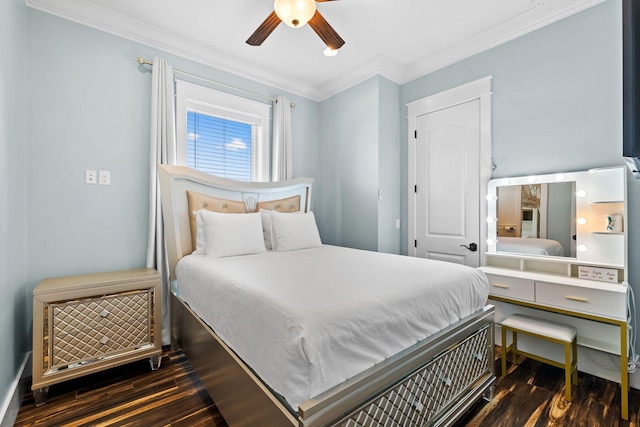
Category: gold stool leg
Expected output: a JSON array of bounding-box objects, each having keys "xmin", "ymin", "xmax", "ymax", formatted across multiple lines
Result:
[
  {"xmin": 572, "ymin": 337, "xmax": 578, "ymax": 385},
  {"xmin": 564, "ymin": 342, "xmax": 572, "ymax": 401},
  {"xmin": 512, "ymin": 330, "xmax": 518, "ymax": 366},
  {"xmin": 502, "ymin": 325, "xmax": 508, "ymax": 377}
]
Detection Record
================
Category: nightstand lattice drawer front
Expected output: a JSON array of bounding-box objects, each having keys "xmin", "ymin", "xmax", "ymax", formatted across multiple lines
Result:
[{"xmin": 51, "ymin": 290, "xmax": 151, "ymax": 368}]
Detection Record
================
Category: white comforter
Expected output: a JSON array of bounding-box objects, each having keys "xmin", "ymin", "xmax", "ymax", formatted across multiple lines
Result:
[{"xmin": 175, "ymin": 245, "xmax": 488, "ymax": 409}]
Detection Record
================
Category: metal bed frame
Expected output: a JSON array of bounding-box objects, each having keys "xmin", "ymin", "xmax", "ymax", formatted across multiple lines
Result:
[{"xmin": 159, "ymin": 165, "xmax": 495, "ymax": 426}]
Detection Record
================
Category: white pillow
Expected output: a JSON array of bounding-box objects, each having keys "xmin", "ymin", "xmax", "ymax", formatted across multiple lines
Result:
[
  {"xmin": 259, "ymin": 209, "xmax": 276, "ymax": 250},
  {"xmin": 271, "ymin": 210, "xmax": 322, "ymax": 252},
  {"xmin": 200, "ymin": 210, "xmax": 266, "ymax": 258},
  {"xmin": 192, "ymin": 210, "xmax": 206, "ymax": 255}
]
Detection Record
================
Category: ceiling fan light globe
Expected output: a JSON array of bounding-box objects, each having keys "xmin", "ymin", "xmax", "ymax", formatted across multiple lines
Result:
[{"xmin": 274, "ymin": 0, "xmax": 316, "ymax": 28}]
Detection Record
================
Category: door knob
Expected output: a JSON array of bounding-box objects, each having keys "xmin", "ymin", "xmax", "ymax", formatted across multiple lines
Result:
[{"xmin": 460, "ymin": 243, "xmax": 478, "ymax": 252}]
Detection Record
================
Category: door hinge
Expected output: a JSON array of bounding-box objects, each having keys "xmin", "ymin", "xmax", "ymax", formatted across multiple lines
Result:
[
  {"xmin": 414, "ymin": 185, "xmax": 417, "ymax": 193},
  {"xmin": 415, "ymin": 240, "xmax": 417, "ymax": 248},
  {"xmin": 414, "ymin": 130, "xmax": 417, "ymax": 139}
]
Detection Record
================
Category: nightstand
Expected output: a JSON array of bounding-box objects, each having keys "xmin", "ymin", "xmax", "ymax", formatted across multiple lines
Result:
[{"xmin": 31, "ymin": 268, "xmax": 162, "ymax": 406}]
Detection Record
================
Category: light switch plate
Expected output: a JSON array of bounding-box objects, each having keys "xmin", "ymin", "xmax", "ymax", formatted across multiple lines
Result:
[{"xmin": 99, "ymin": 170, "xmax": 111, "ymax": 185}]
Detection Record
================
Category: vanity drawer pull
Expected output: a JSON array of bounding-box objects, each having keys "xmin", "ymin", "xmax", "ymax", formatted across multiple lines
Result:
[
  {"xmin": 491, "ymin": 283, "xmax": 510, "ymax": 289},
  {"xmin": 565, "ymin": 295, "xmax": 589, "ymax": 303}
]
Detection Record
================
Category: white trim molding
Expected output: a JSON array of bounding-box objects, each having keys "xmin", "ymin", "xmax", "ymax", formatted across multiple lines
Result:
[
  {"xmin": 26, "ymin": 0, "xmax": 604, "ymax": 102},
  {"xmin": 0, "ymin": 352, "xmax": 31, "ymax": 427},
  {"xmin": 175, "ymin": 80, "xmax": 272, "ymax": 182},
  {"xmin": 407, "ymin": 76, "xmax": 493, "ymax": 257}
]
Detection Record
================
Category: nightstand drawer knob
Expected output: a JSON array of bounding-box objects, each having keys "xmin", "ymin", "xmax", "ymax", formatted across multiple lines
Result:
[
  {"xmin": 100, "ymin": 309, "xmax": 110, "ymax": 318},
  {"xmin": 99, "ymin": 336, "xmax": 109, "ymax": 345}
]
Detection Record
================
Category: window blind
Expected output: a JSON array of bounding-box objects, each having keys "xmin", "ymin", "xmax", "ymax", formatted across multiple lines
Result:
[{"xmin": 186, "ymin": 111, "xmax": 255, "ymax": 181}]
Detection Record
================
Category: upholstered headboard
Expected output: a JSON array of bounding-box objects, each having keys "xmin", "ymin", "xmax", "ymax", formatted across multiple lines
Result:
[{"xmin": 158, "ymin": 165, "xmax": 314, "ymax": 280}]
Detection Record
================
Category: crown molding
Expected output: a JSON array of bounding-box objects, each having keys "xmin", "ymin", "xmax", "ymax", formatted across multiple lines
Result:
[
  {"xmin": 316, "ymin": 55, "xmax": 405, "ymax": 101},
  {"xmin": 25, "ymin": 0, "xmax": 606, "ymax": 102},
  {"xmin": 401, "ymin": 0, "xmax": 606, "ymax": 84},
  {"xmin": 25, "ymin": 0, "xmax": 323, "ymax": 100}
]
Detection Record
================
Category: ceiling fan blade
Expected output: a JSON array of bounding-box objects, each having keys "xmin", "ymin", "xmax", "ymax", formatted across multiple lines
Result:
[
  {"xmin": 308, "ymin": 10, "xmax": 345, "ymax": 50},
  {"xmin": 246, "ymin": 11, "xmax": 282, "ymax": 46}
]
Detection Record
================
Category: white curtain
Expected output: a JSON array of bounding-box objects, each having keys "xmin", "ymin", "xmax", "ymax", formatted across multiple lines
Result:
[
  {"xmin": 271, "ymin": 96, "xmax": 293, "ymax": 181},
  {"xmin": 146, "ymin": 57, "xmax": 177, "ymax": 345}
]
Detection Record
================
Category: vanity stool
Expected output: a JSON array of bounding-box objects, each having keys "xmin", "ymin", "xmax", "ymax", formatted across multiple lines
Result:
[{"xmin": 501, "ymin": 314, "xmax": 578, "ymax": 401}]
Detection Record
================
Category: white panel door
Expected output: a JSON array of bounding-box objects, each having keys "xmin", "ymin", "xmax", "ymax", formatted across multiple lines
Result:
[{"xmin": 415, "ymin": 99, "xmax": 480, "ymax": 266}]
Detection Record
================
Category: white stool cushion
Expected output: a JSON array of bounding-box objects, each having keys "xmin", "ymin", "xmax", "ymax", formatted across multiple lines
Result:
[{"xmin": 502, "ymin": 314, "xmax": 577, "ymax": 343}]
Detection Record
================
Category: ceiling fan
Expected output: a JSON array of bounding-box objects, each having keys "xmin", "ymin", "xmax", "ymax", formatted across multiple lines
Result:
[{"xmin": 246, "ymin": 0, "xmax": 345, "ymax": 51}]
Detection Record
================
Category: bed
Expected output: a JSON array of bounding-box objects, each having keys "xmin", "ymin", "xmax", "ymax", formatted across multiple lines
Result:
[
  {"xmin": 158, "ymin": 165, "xmax": 495, "ymax": 427},
  {"xmin": 497, "ymin": 236, "xmax": 565, "ymax": 256}
]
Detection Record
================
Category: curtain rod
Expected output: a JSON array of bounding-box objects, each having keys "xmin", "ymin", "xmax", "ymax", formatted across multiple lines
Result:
[{"xmin": 136, "ymin": 57, "xmax": 295, "ymax": 108}]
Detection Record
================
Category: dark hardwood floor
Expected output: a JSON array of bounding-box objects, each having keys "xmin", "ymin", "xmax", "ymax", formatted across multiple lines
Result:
[
  {"xmin": 15, "ymin": 347, "xmax": 640, "ymax": 426},
  {"xmin": 15, "ymin": 350, "xmax": 228, "ymax": 427}
]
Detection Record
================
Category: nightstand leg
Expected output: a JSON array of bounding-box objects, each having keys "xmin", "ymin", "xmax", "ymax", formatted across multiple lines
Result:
[
  {"xmin": 482, "ymin": 384, "xmax": 495, "ymax": 402},
  {"xmin": 149, "ymin": 355, "xmax": 162, "ymax": 370},
  {"xmin": 33, "ymin": 387, "xmax": 49, "ymax": 407}
]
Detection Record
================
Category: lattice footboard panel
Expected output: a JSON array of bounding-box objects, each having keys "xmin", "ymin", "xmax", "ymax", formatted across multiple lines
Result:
[{"xmin": 333, "ymin": 325, "xmax": 491, "ymax": 427}]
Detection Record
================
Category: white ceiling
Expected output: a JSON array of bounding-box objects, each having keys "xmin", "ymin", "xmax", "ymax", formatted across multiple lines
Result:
[{"xmin": 26, "ymin": 0, "xmax": 605, "ymax": 100}]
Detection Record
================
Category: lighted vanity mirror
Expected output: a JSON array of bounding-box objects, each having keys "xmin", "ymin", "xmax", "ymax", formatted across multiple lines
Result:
[{"xmin": 486, "ymin": 167, "xmax": 626, "ymax": 267}]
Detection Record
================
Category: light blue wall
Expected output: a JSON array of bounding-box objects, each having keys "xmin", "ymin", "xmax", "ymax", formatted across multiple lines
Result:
[
  {"xmin": 25, "ymin": 9, "xmax": 320, "ymax": 295},
  {"xmin": 27, "ymin": 11, "xmax": 152, "ymax": 286},
  {"xmin": 318, "ymin": 77, "xmax": 379, "ymax": 250},
  {"xmin": 0, "ymin": 0, "xmax": 29, "ymax": 418},
  {"xmin": 317, "ymin": 76, "xmax": 401, "ymax": 252},
  {"xmin": 400, "ymin": 0, "xmax": 625, "ymax": 254},
  {"xmin": 377, "ymin": 77, "xmax": 401, "ymax": 254}
]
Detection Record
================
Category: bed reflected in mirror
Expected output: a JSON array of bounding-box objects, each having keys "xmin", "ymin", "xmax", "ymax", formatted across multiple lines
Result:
[{"xmin": 495, "ymin": 181, "xmax": 576, "ymax": 258}]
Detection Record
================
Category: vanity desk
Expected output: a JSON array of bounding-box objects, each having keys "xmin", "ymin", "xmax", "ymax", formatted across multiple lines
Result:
[{"xmin": 479, "ymin": 166, "xmax": 631, "ymax": 419}]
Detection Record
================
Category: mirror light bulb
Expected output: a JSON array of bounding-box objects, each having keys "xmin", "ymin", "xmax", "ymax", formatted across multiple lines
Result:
[
  {"xmin": 527, "ymin": 176, "xmax": 537, "ymax": 183},
  {"xmin": 577, "ymin": 217, "xmax": 587, "ymax": 225},
  {"xmin": 486, "ymin": 238, "xmax": 495, "ymax": 245},
  {"xmin": 576, "ymin": 190, "xmax": 587, "ymax": 198},
  {"xmin": 486, "ymin": 194, "xmax": 495, "ymax": 201},
  {"xmin": 555, "ymin": 174, "xmax": 566, "ymax": 181},
  {"xmin": 577, "ymin": 244, "xmax": 588, "ymax": 252},
  {"xmin": 486, "ymin": 217, "xmax": 495, "ymax": 224}
]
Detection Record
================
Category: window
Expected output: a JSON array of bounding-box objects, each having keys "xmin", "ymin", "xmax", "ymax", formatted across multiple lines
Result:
[{"xmin": 176, "ymin": 80, "xmax": 271, "ymax": 181}]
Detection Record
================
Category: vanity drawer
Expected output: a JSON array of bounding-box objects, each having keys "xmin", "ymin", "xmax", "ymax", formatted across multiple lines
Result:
[
  {"xmin": 486, "ymin": 274, "xmax": 534, "ymax": 302},
  {"xmin": 535, "ymin": 281, "xmax": 626, "ymax": 319}
]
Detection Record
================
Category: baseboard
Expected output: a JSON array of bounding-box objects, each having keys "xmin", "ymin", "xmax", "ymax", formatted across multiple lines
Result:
[
  {"xmin": 631, "ymin": 369, "xmax": 640, "ymax": 390},
  {"xmin": 0, "ymin": 352, "xmax": 31, "ymax": 427}
]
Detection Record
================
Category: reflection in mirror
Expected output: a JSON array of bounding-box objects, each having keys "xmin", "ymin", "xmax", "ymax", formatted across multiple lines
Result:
[{"xmin": 496, "ymin": 181, "xmax": 576, "ymax": 258}]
